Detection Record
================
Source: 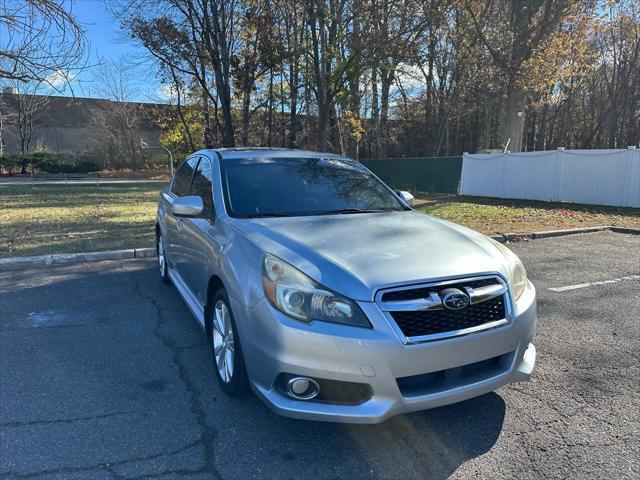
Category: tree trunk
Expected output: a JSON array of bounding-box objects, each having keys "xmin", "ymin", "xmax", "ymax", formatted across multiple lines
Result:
[
  {"xmin": 280, "ymin": 67, "xmax": 286, "ymax": 147},
  {"xmin": 500, "ymin": 78, "xmax": 526, "ymax": 152},
  {"xmin": 267, "ymin": 69, "xmax": 274, "ymax": 147},
  {"xmin": 202, "ymin": 90, "xmax": 214, "ymax": 148},
  {"xmin": 371, "ymin": 68, "xmax": 380, "ymax": 157},
  {"xmin": 317, "ymin": 99, "xmax": 329, "ymax": 151},
  {"xmin": 346, "ymin": 0, "xmax": 361, "ymax": 158},
  {"xmin": 329, "ymin": 103, "xmax": 342, "ymax": 154},
  {"xmin": 218, "ymin": 86, "xmax": 235, "ymax": 148},
  {"xmin": 378, "ymin": 68, "xmax": 393, "ymax": 158},
  {"xmin": 308, "ymin": 2, "xmax": 330, "ymax": 151},
  {"xmin": 241, "ymin": 84, "xmax": 251, "ymax": 146},
  {"xmin": 425, "ymin": 32, "xmax": 436, "ymax": 153},
  {"xmin": 288, "ymin": 62, "xmax": 299, "ymax": 148}
]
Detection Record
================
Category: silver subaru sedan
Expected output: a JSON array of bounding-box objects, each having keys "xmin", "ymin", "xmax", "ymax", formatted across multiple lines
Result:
[{"xmin": 156, "ymin": 148, "xmax": 537, "ymax": 423}]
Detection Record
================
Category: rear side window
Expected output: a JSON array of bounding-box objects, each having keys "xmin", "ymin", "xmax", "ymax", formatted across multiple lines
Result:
[
  {"xmin": 171, "ymin": 157, "xmax": 199, "ymax": 196},
  {"xmin": 190, "ymin": 157, "xmax": 214, "ymax": 217}
]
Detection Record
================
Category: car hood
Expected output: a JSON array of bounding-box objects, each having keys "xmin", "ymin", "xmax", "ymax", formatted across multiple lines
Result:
[{"xmin": 230, "ymin": 211, "xmax": 509, "ymax": 301}]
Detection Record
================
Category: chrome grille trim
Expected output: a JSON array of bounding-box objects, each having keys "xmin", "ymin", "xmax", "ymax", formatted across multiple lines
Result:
[
  {"xmin": 465, "ymin": 283, "xmax": 508, "ymax": 305},
  {"xmin": 375, "ymin": 274, "xmax": 513, "ymax": 344},
  {"xmin": 379, "ymin": 292, "xmax": 442, "ymax": 312}
]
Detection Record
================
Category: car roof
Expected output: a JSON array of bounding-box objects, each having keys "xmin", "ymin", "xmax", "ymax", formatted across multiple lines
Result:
[{"xmin": 201, "ymin": 147, "xmax": 352, "ymax": 161}]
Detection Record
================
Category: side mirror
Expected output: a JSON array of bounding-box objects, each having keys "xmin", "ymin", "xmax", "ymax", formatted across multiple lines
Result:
[
  {"xmin": 397, "ymin": 190, "xmax": 415, "ymax": 207},
  {"xmin": 171, "ymin": 196, "xmax": 204, "ymax": 217}
]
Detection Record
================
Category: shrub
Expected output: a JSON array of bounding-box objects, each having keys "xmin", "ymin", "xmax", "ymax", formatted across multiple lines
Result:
[
  {"xmin": 0, "ymin": 153, "xmax": 100, "ymax": 174},
  {"xmin": 0, "ymin": 154, "xmax": 17, "ymax": 174},
  {"xmin": 50, "ymin": 161, "xmax": 100, "ymax": 173}
]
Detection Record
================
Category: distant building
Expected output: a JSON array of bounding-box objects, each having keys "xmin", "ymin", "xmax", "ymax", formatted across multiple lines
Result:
[{"xmin": 0, "ymin": 92, "xmax": 165, "ymax": 163}]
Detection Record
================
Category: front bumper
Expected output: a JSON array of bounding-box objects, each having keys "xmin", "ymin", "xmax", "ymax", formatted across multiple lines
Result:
[{"xmin": 233, "ymin": 282, "xmax": 537, "ymax": 424}]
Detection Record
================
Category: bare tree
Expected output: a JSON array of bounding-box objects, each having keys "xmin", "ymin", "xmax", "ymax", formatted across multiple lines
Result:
[
  {"xmin": 15, "ymin": 83, "xmax": 48, "ymax": 156},
  {"xmin": 90, "ymin": 60, "xmax": 142, "ymax": 168},
  {"xmin": 0, "ymin": 0, "xmax": 87, "ymax": 89},
  {"xmin": 0, "ymin": 81, "xmax": 49, "ymax": 163}
]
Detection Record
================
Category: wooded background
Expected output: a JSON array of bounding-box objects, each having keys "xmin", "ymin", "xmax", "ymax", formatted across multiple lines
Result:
[
  {"xmin": 2, "ymin": 1, "xmax": 639, "ymax": 166},
  {"xmin": 112, "ymin": 0, "xmax": 639, "ymax": 160}
]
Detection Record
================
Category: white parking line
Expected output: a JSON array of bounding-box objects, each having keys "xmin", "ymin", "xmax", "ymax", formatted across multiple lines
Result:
[{"xmin": 548, "ymin": 275, "xmax": 640, "ymax": 292}]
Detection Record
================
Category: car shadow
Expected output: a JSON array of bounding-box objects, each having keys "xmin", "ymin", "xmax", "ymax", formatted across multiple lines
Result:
[
  {"xmin": 347, "ymin": 393, "xmax": 505, "ymax": 479},
  {"xmin": 223, "ymin": 388, "xmax": 505, "ymax": 479},
  {"xmin": 1, "ymin": 261, "xmax": 506, "ymax": 479}
]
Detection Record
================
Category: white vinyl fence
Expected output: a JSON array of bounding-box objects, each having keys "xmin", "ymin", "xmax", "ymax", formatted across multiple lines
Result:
[{"xmin": 459, "ymin": 149, "xmax": 640, "ymax": 208}]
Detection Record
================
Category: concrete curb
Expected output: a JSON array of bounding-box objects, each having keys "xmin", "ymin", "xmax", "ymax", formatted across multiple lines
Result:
[
  {"xmin": 134, "ymin": 247, "xmax": 157, "ymax": 258},
  {"xmin": 493, "ymin": 225, "xmax": 638, "ymax": 243},
  {"xmin": 531, "ymin": 226, "xmax": 610, "ymax": 239},
  {"xmin": 1, "ymin": 226, "xmax": 638, "ymax": 269},
  {"xmin": 0, "ymin": 248, "xmax": 156, "ymax": 271}
]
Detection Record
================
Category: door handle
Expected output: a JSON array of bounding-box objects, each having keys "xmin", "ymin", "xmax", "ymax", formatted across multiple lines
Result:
[{"xmin": 176, "ymin": 219, "xmax": 184, "ymax": 232}]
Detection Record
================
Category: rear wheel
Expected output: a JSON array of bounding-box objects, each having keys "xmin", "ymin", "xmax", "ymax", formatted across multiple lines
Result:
[
  {"xmin": 157, "ymin": 232, "xmax": 170, "ymax": 284},
  {"xmin": 210, "ymin": 288, "xmax": 249, "ymax": 396}
]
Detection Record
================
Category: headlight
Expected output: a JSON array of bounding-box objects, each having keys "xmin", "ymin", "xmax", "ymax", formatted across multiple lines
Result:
[
  {"xmin": 262, "ymin": 254, "xmax": 371, "ymax": 328},
  {"xmin": 490, "ymin": 240, "xmax": 528, "ymax": 301}
]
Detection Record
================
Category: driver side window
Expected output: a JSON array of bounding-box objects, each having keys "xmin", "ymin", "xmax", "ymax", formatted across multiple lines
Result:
[
  {"xmin": 190, "ymin": 157, "xmax": 214, "ymax": 218},
  {"xmin": 171, "ymin": 157, "xmax": 199, "ymax": 197}
]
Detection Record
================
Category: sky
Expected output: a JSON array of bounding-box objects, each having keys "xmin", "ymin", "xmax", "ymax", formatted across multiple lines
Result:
[
  {"xmin": 36, "ymin": 1, "xmax": 419, "ymax": 105},
  {"xmin": 62, "ymin": 0, "xmax": 164, "ymax": 102}
]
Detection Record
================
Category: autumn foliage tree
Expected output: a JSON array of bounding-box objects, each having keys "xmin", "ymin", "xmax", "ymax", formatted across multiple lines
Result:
[{"xmin": 109, "ymin": 0, "xmax": 639, "ymax": 157}]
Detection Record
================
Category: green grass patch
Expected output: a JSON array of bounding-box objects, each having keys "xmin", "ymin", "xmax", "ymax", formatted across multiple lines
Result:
[
  {"xmin": 0, "ymin": 184, "xmax": 162, "ymax": 258},
  {"xmin": 417, "ymin": 194, "xmax": 640, "ymax": 235},
  {"xmin": 1, "ymin": 185, "xmax": 638, "ymax": 258}
]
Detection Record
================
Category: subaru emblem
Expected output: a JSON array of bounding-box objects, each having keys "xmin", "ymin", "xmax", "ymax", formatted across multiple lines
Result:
[{"xmin": 440, "ymin": 288, "xmax": 470, "ymax": 310}]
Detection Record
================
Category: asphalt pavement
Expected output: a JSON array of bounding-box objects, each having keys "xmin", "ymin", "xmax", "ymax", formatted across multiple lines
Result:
[{"xmin": 1, "ymin": 231, "xmax": 638, "ymax": 479}]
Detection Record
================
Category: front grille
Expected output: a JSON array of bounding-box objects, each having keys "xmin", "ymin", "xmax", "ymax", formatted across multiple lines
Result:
[
  {"xmin": 391, "ymin": 295, "xmax": 505, "ymax": 338},
  {"xmin": 379, "ymin": 277, "xmax": 508, "ymax": 340}
]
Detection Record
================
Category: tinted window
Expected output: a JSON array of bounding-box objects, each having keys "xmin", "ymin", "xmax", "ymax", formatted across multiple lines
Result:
[
  {"xmin": 171, "ymin": 157, "xmax": 199, "ymax": 196},
  {"xmin": 220, "ymin": 157, "xmax": 405, "ymax": 218},
  {"xmin": 191, "ymin": 157, "xmax": 214, "ymax": 217}
]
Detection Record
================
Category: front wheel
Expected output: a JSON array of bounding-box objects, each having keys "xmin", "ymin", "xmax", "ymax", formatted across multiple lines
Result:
[
  {"xmin": 157, "ymin": 232, "xmax": 170, "ymax": 284},
  {"xmin": 210, "ymin": 289, "xmax": 249, "ymax": 396}
]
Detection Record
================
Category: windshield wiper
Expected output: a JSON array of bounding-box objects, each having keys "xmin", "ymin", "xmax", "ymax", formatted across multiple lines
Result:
[{"xmin": 320, "ymin": 208, "xmax": 388, "ymax": 215}]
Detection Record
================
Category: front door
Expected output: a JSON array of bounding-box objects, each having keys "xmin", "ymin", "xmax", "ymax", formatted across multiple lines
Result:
[
  {"xmin": 178, "ymin": 156, "xmax": 215, "ymax": 304},
  {"xmin": 165, "ymin": 156, "xmax": 199, "ymax": 280}
]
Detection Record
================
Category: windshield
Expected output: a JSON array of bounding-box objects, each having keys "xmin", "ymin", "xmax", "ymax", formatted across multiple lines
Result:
[{"xmin": 220, "ymin": 157, "xmax": 406, "ymax": 218}]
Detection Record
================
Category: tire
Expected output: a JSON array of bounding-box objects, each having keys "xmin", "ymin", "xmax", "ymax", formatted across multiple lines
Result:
[
  {"xmin": 209, "ymin": 288, "xmax": 249, "ymax": 396},
  {"xmin": 156, "ymin": 232, "xmax": 170, "ymax": 284}
]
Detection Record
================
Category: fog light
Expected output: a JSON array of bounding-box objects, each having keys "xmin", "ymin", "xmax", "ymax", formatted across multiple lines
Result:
[{"xmin": 287, "ymin": 377, "xmax": 320, "ymax": 400}]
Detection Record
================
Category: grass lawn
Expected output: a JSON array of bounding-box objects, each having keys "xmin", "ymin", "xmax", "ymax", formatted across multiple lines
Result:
[
  {"xmin": 0, "ymin": 184, "xmax": 163, "ymax": 258},
  {"xmin": 416, "ymin": 193, "xmax": 640, "ymax": 235},
  {"xmin": 0, "ymin": 184, "xmax": 638, "ymax": 258}
]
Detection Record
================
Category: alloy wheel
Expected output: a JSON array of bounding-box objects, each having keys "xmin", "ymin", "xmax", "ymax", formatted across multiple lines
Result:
[
  {"xmin": 213, "ymin": 300, "xmax": 235, "ymax": 383},
  {"xmin": 158, "ymin": 235, "xmax": 166, "ymax": 274}
]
